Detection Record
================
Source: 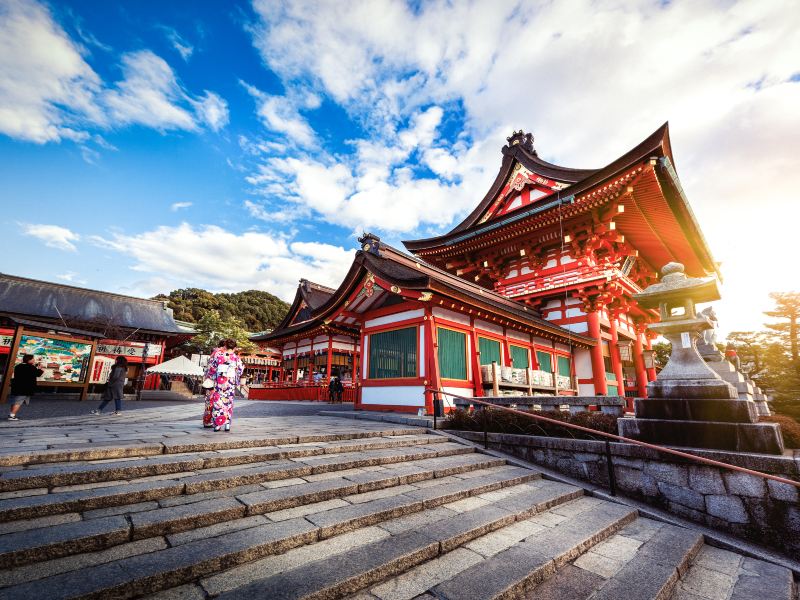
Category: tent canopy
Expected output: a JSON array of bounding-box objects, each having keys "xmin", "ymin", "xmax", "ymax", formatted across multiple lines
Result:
[{"xmin": 146, "ymin": 355, "xmax": 204, "ymax": 377}]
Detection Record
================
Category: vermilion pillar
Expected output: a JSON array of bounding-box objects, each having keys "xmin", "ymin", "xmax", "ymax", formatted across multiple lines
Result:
[
  {"xmin": 645, "ymin": 336, "xmax": 657, "ymax": 381},
  {"xmin": 587, "ymin": 308, "xmax": 608, "ymax": 395},
  {"xmin": 326, "ymin": 338, "xmax": 333, "ymax": 381},
  {"xmin": 608, "ymin": 316, "xmax": 625, "ymax": 397},
  {"xmin": 632, "ymin": 330, "xmax": 648, "ymax": 397}
]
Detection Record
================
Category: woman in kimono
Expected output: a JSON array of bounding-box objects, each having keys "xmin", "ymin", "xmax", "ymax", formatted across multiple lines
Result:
[{"xmin": 202, "ymin": 338, "xmax": 243, "ymax": 432}]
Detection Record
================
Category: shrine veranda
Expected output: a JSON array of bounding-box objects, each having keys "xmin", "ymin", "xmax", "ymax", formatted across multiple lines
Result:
[{"xmin": 252, "ymin": 124, "xmax": 720, "ymax": 414}]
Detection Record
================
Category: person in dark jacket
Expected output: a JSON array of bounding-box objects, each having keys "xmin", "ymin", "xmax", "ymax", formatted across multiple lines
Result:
[
  {"xmin": 8, "ymin": 354, "xmax": 44, "ymax": 421},
  {"xmin": 91, "ymin": 356, "xmax": 128, "ymax": 415},
  {"xmin": 328, "ymin": 375, "xmax": 344, "ymax": 403}
]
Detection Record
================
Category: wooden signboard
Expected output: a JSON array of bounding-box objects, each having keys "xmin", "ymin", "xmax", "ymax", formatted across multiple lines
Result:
[{"xmin": 0, "ymin": 327, "xmax": 97, "ymax": 403}]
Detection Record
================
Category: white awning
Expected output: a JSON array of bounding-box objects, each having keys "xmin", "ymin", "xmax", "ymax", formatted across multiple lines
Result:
[{"xmin": 146, "ymin": 355, "xmax": 204, "ymax": 377}]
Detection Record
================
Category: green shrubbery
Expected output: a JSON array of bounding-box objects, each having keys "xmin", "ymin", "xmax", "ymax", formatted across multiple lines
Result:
[{"xmin": 443, "ymin": 408, "xmax": 618, "ymax": 440}]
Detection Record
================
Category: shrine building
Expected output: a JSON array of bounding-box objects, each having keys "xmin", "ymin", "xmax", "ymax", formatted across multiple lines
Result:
[{"xmin": 256, "ymin": 123, "xmax": 719, "ymax": 413}]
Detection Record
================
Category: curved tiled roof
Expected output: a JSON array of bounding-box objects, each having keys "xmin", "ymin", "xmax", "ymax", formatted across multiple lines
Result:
[{"xmin": 0, "ymin": 273, "xmax": 183, "ymax": 334}]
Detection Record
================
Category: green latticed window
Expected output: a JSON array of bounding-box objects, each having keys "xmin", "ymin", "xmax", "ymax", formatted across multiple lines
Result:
[
  {"xmin": 557, "ymin": 356, "xmax": 571, "ymax": 377},
  {"xmin": 536, "ymin": 350, "xmax": 553, "ymax": 373},
  {"xmin": 607, "ymin": 385, "xmax": 619, "ymax": 395},
  {"xmin": 510, "ymin": 345, "xmax": 530, "ymax": 369},
  {"xmin": 478, "ymin": 337, "xmax": 501, "ymax": 366},
  {"xmin": 437, "ymin": 328, "xmax": 467, "ymax": 380},
  {"xmin": 368, "ymin": 327, "xmax": 417, "ymax": 379}
]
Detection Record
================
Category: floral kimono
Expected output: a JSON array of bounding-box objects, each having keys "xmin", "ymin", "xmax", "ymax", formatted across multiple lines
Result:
[{"xmin": 203, "ymin": 347, "xmax": 244, "ymax": 431}]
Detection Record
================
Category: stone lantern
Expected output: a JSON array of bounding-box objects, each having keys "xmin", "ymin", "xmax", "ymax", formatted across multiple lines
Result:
[
  {"xmin": 618, "ymin": 263, "xmax": 784, "ymax": 454},
  {"xmin": 633, "ymin": 262, "xmax": 736, "ymax": 400}
]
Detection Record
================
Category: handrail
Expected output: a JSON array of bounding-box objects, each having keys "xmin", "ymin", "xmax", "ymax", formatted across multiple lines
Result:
[{"xmin": 427, "ymin": 388, "xmax": 800, "ymax": 490}]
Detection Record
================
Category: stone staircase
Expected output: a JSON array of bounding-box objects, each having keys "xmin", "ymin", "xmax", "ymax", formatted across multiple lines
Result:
[{"xmin": 0, "ymin": 428, "xmax": 795, "ymax": 600}]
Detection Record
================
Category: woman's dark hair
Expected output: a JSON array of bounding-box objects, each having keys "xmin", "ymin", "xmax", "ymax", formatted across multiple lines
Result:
[
  {"xmin": 114, "ymin": 356, "xmax": 129, "ymax": 368},
  {"xmin": 219, "ymin": 338, "xmax": 237, "ymax": 350},
  {"xmin": 22, "ymin": 354, "xmax": 34, "ymax": 363}
]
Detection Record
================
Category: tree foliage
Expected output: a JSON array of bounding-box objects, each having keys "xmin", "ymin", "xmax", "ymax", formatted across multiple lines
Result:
[
  {"xmin": 152, "ymin": 288, "xmax": 289, "ymax": 333},
  {"xmin": 725, "ymin": 292, "xmax": 800, "ymax": 407},
  {"xmin": 187, "ymin": 311, "xmax": 257, "ymax": 354}
]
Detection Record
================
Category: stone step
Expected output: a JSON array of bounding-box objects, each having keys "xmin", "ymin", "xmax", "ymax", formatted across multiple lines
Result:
[
  {"xmin": 430, "ymin": 501, "xmax": 638, "ymax": 599},
  {"xmin": 0, "ymin": 428, "xmax": 422, "ymax": 467},
  {"xmin": 563, "ymin": 520, "xmax": 703, "ymax": 600},
  {"xmin": 0, "ymin": 468, "xmax": 562, "ymax": 599},
  {"xmin": 0, "ymin": 464, "xmax": 534, "ymax": 569},
  {"xmin": 0, "ymin": 434, "xmax": 449, "ymax": 491},
  {"xmin": 213, "ymin": 491, "xmax": 617, "ymax": 600},
  {"xmin": 0, "ymin": 442, "xmax": 475, "ymax": 522},
  {"xmin": 668, "ymin": 544, "xmax": 796, "ymax": 600}
]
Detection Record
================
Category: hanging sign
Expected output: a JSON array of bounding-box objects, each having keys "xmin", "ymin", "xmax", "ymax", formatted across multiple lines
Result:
[{"xmin": 97, "ymin": 340, "xmax": 162, "ymax": 358}]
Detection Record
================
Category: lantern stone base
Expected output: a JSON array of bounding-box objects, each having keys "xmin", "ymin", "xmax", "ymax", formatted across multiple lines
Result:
[
  {"xmin": 632, "ymin": 398, "xmax": 758, "ymax": 423},
  {"xmin": 618, "ymin": 417, "xmax": 785, "ymax": 455},
  {"xmin": 647, "ymin": 378, "xmax": 738, "ymax": 400}
]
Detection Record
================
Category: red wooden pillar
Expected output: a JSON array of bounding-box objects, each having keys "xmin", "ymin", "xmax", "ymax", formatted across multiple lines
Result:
[
  {"xmin": 587, "ymin": 308, "xmax": 608, "ymax": 395},
  {"xmin": 645, "ymin": 336, "xmax": 657, "ymax": 381},
  {"xmin": 325, "ymin": 338, "xmax": 333, "ymax": 381},
  {"xmin": 608, "ymin": 315, "xmax": 625, "ymax": 396},
  {"xmin": 633, "ymin": 325, "xmax": 648, "ymax": 397},
  {"xmin": 292, "ymin": 354, "xmax": 298, "ymax": 383},
  {"xmin": 469, "ymin": 316, "xmax": 483, "ymax": 397},
  {"xmin": 424, "ymin": 309, "xmax": 440, "ymax": 415}
]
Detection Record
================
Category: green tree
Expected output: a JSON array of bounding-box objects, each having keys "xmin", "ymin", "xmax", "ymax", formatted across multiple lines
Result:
[
  {"xmin": 151, "ymin": 288, "xmax": 289, "ymax": 331},
  {"xmin": 764, "ymin": 292, "xmax": 800, "ymax": 378},
  {"xmin": 190, "ymin": 311, "xmax": 256, "ymax": 354}
]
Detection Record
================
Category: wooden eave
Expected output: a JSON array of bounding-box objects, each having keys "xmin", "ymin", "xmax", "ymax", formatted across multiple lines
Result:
[{"xmin": 403, "ymin": 123, "xmax": 718, "ymax": 280}]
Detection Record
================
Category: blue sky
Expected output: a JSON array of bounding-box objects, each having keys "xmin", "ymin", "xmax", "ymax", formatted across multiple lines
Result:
[{"xmin": 1, "ymin": 0, "xmax": 798, "ymax": 333}]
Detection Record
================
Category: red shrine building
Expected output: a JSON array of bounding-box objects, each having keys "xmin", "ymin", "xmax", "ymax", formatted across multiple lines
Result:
[{"xmin": 255, "ymin": 124, "xmax": 719, "ymax": 413}]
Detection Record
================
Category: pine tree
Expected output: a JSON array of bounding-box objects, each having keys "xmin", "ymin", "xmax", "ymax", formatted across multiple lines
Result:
[{"xmin": 764, "ymin": 292, "xmax": 800, "ymax": 378}]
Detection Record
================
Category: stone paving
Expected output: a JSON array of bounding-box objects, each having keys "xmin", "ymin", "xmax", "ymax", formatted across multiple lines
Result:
[{"xmin": 0, "ymin": 401, "xmax": 795, "ymax": 599}]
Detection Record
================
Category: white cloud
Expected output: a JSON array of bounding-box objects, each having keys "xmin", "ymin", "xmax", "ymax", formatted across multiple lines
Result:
[
  {"xmin": 162, "ymin": 27, "xmax": 194, "ymax": 61},
  {"xmin": 241, "ymin": 82, "xmax": 315, "ymax": 146},
  {"xmin": 22, "ymin": 223, "xmax": 81, "ymax": 251},
  {"xmin": 170, "ymin": 201, "xmax": 193, "ymax": 211},
  {"xmin": 193, "ymin": 91, "xmax": 229, "ymax": 131},
  {"xmin": 90, "ymin": 223, "xmax": 354, "ymax": 300},
  {"xmin": 103, "ymin": 50, "xmax": 196, "ymax": 131},
  {"xmin": 0, "ymin": 1, "xmax": 228, "ymax": 143},
  {"xmin": 0, "ymin": 0, "xmax": 103, "ymax": 143},
  {"xmin": 56, "ymin": 271, "xmax": 87, "ymax": 285}
]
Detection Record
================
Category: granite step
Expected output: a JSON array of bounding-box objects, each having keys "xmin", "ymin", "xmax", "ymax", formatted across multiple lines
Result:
[
  {"xmin": 667, "ymin": 544, "xmax": 796, "ymax": 600},
  {"xmin": 430, "ymin": 501, "xmax": 638, "ymax": 599},
  {"xmin": 0, "ymin": 434, "xmax": 449, "ymax": 491},
  {"xmin": 0, "ymin": 468, "xmax": 561, "ymax": 598},
  {"xmin": 0, "ymin": 428, "xmax": 422, "ymax": 467},
  {"xmin": 212, "ymin": 490, "xmax": 610, "ymax": 600},
  {"xmin": 0, "ymin": 442, "xmax": 475, "ymax": 522}
]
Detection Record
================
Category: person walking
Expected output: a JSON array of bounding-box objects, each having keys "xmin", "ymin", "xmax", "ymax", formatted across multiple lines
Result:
[
  {"xmin": 202, "ymin": 338, "xmax": 243, "ymax": 432},
  {"xmin": 91, "ymin": 356, "xmax": 128, "ymax": 415},
  {"xmin": 328, "ymin": 375, "xmax": 343, "ymax": 403},
  {"xmin": 7, "ymin": 354, "xmax": 44, "ymax": 421}
]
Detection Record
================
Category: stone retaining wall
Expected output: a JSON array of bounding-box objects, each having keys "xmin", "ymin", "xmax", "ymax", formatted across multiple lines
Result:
[{"xmin": 450, "ymin": 430, "xmax": 800, "ymax": 556}]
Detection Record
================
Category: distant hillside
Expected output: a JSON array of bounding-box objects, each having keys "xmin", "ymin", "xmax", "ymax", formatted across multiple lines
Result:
[{"xmin": 152, "ymin": 288, "xmax": 290, "ymax": 332}]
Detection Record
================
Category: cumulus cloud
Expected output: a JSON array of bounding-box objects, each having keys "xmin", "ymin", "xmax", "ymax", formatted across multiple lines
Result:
[
  {"xmin": 0, "ymin": 0, "xmax": 103, "ymax": 143},
  {"xmin": 90, "ymin": 223, "xmax": 354, "ymax": 300},
  {"xmin": 103, "ymin": 50, "xmax": 228, "ymax": 132},
  {"xmin": 22, "ymin": 223, "xmax": 81, "ymax": 251},
  {"xmin": 0, "ymin": 0, "xmax": 228, "ymax": 144},
  {"xmin": 241, "ymin": 82, "xmax": 316, "ymax": 147}
]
